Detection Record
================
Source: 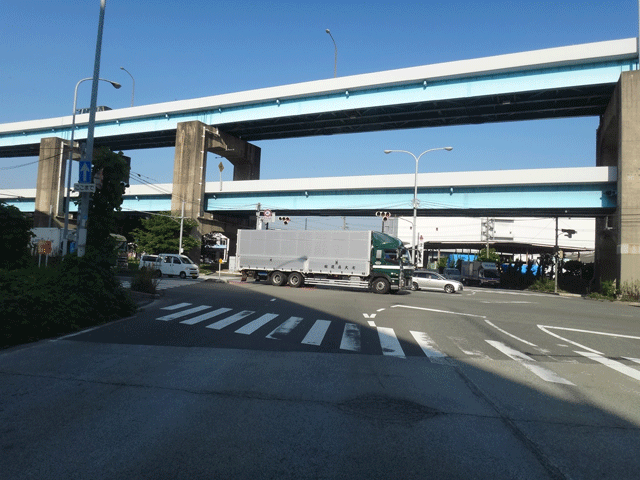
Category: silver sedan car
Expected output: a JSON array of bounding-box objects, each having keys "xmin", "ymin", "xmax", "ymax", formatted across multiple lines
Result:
[{"xmin": 411, "ymin": 270, "xmax": 464, "ymax": 294}]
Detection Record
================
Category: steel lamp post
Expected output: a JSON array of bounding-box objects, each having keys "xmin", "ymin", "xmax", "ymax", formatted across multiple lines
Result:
[
  {"xmin": 325, "ymin": 29, "xmax": 337, "ymax": 77},
  {"xmin": 120, "ymin": 66, "xmax": 134, "ymax": 106},
  {"xmin": 384, "ymin": 147, "xmax": 453, "ymax": 265},
  {"xmin": 61, "ymin": 76, "xmax": 121, "ymax": 256}
]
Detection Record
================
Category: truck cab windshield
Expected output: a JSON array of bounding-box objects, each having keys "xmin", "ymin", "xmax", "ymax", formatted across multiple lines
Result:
[{"xmin": 383, "ymin": 249, "xmax": 412, "ymax": 266}]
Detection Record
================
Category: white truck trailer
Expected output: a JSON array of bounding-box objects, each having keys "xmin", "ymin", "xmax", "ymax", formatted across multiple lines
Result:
[{"xmin": 236, "ymin": 229, "xmax": 413, "ymax": 294}]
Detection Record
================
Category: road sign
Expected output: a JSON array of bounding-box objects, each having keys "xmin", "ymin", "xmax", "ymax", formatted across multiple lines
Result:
[
  {"xmin": 79, "ymin": 161, "xmax": 92, "ymax": 183},
  {"xmin": 218, "ymin": 162, "xmax": 224, "ymax": 172},
  {"xmin": 263, "ymin": 209, "xmax": 271, "ymax": 218},
  {"xmin": 74, "ymin": 182, "xmax": 96, "ymax": 193},
  {"xmin": 37, "ymin": 240, "xmax": 52, "ymax": 255}
]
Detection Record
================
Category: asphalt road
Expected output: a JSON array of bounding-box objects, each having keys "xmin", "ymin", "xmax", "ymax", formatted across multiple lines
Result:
[{"xmin": 2, "ymin": 280, "xmax": 639, "ymax": 479}]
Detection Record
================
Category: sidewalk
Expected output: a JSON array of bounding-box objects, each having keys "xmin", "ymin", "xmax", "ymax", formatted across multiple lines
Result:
[{"xmin": 201, "ymin": 269, "xmax": 243, "ymax": 283}]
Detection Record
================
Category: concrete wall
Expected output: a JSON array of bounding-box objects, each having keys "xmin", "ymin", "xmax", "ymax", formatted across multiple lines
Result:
[{"xmin": 596, "ymin": 70, "xmax": 640, "ymax": 288}]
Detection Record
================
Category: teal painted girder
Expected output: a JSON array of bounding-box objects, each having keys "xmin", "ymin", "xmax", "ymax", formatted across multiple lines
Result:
[
  {"xmin": 6, "ymin": 182, "xmax": 616, "ymax": 217},
  {"xmin": 0, "ymin": 57, "xmax": 635, "ymax": 153},
  {"xmin": 203, "ymin": 183, "xmax": 616, "ymax": 216}
]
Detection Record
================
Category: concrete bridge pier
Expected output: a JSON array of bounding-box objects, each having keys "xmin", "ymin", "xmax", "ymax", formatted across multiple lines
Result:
[
  {"xmin": 33, "ymin": 137, "xmax": 73, "ymax": 228},
  {"xmin": 596, "ymin": 70, "xmax": 640, "ymax": 290},
  {"xmin": 171, "ymin": 121, "xmax": 261, "ymax": 254}
]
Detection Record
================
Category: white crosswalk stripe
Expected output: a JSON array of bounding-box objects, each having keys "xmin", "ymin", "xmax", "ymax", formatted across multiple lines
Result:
[
  {"xmin": 410, "ymin": 331, "xmax": 448, "ymax": 364},
  {"xmin": 181, "ymin": 307, "xmax": 232, "ymax": 325},
  {"xmin": 157, "ymin": 305, "xmax": 211, "ymax": 321},
  {"xmin": 377, "ymin": 327, "xmax": 405, "ymax": 358},
  {"xmin": 340, "ymin": 323, "xmax": 361, "ymax": 352},
  {"xmin": 301, "ymin": 320, "xmax": 332, "ymax": 346},
  {"xmin": 149, "ymin": 303, "xmax": 637, "ymax": 385},
  {"xmin": 235, "ymin": 313, "xmax": 279, "ymax": 335},
  {"xmin": 206, "ymin": 310, "xmax": 255, "ymax": 330},
  {"xmin": 267, "ymin": 317, "xmax": 304, "ymax": 339}
]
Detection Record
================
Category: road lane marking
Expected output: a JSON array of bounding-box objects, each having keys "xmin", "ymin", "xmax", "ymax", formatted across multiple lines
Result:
[
  {"xmin": 392, "ymin": 304, "xmax": 486, "ymax": 318},
  {"xmin": 266, "ymin": 316, "xmax": 304, "ymax": 339},
  {"xmin": 161, "ymin": 302, "xmax": 192, "ymax": 311},
  {"xmin": 377, "ymin": 327, "xmax": 405, "ymax": 358},
  {"xmin": 538, "ymin": 325, "xmax": 603, "ymax": 355},
  {"xmin": 575, "ymin": 351, "xmax": 640, "ymax": 382},
  {"xmin": 625, "ymin": 357, "xmax": 640, "ymax": 365},
  {"xmin": 180, "ymin": 307, "xmax": 232, "ymax": 325},
  {"xmin": 486, "ymin": 340, "xmax": 574, "ymax": 385},
  {"xmin": 301, "ymin": 320, "xmax": 332, "ymax": 346},
  {"xmin": 410, "ymin": 331, "xmax": 448, "ymax": 363},
  {"xmin": 363, "ymin": 313, "xmax": 376, "ymax": 319},
  {"xmin": 367, "ymin": 321, "xmax": 376, "ymax": 327},
  {"xmin": 541, "ymin": 326, "xmax": 640, "ymax": 341},
  {"xmin": 484, "ymin": 319, "xmax": 537, "ymax": 347},
  {"xmin": 235, "ymin": 313, "xmax": 279, "ymax": 334},
  {"xmin": 340, "ymin": 323, "xmax": 361, "ymax": 352},
  {"xmin": 449, "ymin": 337, "xmax": 490, "ymax": 360},
  {"xmin": 206, "ymin": 310, "xmax": 254, "ymax": 330},
  {"xmin": 157, "ymin": 305, "xmax": 211, "ymax": 321}
]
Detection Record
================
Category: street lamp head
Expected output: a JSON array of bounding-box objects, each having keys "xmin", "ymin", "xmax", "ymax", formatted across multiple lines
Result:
[
  {"xmin": 110, "ymin": 81, "xmax": 122, "ymax": 89},
  {"xmin": 384, "ymin": 150, "xmax": 392, "ymax": 154},
  {"xmin": 444, "ymin": 146, "xmax": 453, "ymax": 151},
  {"xmin": 326, "ymin": 29, "xmax": 331, "ymax": 34}
]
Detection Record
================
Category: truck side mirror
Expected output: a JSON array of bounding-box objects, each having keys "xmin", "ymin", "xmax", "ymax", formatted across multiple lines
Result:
[{"xmin": 376, "ymin": 250, "xmax": 382, "ymax": 260}]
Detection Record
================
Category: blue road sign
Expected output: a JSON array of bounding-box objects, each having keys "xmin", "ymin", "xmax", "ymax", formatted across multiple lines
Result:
[{"xmin": 78, "ymin": 161, "xmax": 92, "ymax": 183}]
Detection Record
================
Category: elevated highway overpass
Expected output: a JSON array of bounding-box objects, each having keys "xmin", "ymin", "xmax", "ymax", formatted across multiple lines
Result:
[
  {"xmin": 0, "ymin": 37, "xmax": 638, "ymax": 287},
  {"xmin": 3, "ymin": 166, "xmax": 617, "ymax": 218}
]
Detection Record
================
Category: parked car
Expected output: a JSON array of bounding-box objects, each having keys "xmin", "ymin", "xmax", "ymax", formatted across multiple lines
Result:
[
  {"xmin": 443, "ymin": 268, "xmax": 462, "ymax": 282},
  {"xmin": 153, "ymin": 253, "xmax": 200, "ymax": 279},
  {"xmin": 138, "ymin": 254, "xmax": 158, "ymax": 270},
  {"xmin": 411, "ymin": 270, "xmax": 464, "ymax": 294}
]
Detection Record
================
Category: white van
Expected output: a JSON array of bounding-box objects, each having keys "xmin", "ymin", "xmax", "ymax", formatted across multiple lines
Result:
[{"xmin": 153, "ymin": 254, "xmax": 199, "ymax": 279}]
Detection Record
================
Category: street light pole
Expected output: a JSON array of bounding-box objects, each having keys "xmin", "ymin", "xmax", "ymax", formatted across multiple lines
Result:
[
  {"xmin": 62, "ymin": 77, "xmax": 121, "ymax": 256},
  {"xmin": 325, "ymin": 29, "xmax": 337, "ymax": 77},
  {"xmin": 77, "ymin": 0, "xmax": 108, "ymax": 258},
  {"xmin": 384, "ymin": 147, "xmax": 453, "ymax": 265},
  {"xmin": 120, "ymin": 66, "xmax": 134, "ymax": 106}
]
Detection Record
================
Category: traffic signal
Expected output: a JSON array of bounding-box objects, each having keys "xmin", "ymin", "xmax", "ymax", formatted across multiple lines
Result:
[
  {"xmin": 376, "ymin": 211, "xmax": 391, "ymax": 221},
  {"xmin": 279, "ymin": 216, "xmax": 291, "ymax": 225}
]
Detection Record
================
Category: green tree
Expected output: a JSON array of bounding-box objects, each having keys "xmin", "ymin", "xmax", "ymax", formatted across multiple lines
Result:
[
  {"xmin": 86, "ymin": 147, "xmax": 130, "ymax": 265},
  {"xmin": 477, "ymin": 247, "xmax": 500, "ymax": 263},
  {"xmin": 0, "ymin": 201, "xmax": 33, "ymax": 270},
  {"xmin": 132, "ymin": 212, "xmax": 200, "ymax": 255}
]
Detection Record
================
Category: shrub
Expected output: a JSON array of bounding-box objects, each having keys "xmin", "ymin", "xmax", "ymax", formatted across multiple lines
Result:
[
  {"xmin": 620, "ymin": 280, "xmax": 640, "ymax": 302},
  {"xmin": 1, "ymin": 255, "xmax": 136, "ymax": 348},
  {"xmin": 130, "ymin": 267, "xmax": 159, "ymax": 294},
  {"xmin": 528, "ymin": 278, "xmax": 556, "ymax": 293}
]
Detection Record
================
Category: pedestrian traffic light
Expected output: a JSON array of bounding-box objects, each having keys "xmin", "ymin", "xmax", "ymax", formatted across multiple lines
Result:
[
  {"xmin": 376, "ymin": 211, "xmax": 391, "ymax": 221},
  {"xmin": 279, "ymin": 216, "xmax": 290, "ymax": 225}
]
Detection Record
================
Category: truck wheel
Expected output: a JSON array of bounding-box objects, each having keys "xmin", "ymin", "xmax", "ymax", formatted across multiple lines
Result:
[
  {"xmin": 155, "ymin": 270, "xmax": 162, "ymax": 278},
  {"xmin": 287, "ymin": 272, "xmax": 304, "ymax": 288},
  {"xmin": 179, "ymin": 271, "xmax": 187, "ymax": 279},
  {"xmin": 372, "ymin": 278, "xmax": 390, "ymax": 294},
  {"xmin": 270, "ymin": 271, "xmax": 287, "ymax": 286},
  {"xmin": 412, "ymin": 282, "xmax": 419, "ymax": 291},
  {"xmin": 444, "ymin": 284, "xmax": 455, "ymax": 294}
]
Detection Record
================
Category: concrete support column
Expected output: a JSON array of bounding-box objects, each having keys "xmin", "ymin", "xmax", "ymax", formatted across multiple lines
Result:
[
  {"xmin": 171, "ymin": 121, "xmax": 261, "ymax": 258},
  {"xmin": 596, "ymin": 71, "xmax": 640, "ymax": 288},
  {"xmin": 34, "ymin": 137, "xmax": 69, "ymax": 228}
]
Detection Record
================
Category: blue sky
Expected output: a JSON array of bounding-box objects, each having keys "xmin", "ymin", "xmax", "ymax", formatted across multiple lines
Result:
[{"xmin": 1, "ymin": 0, "xmax": 638, "ymax": 195}]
